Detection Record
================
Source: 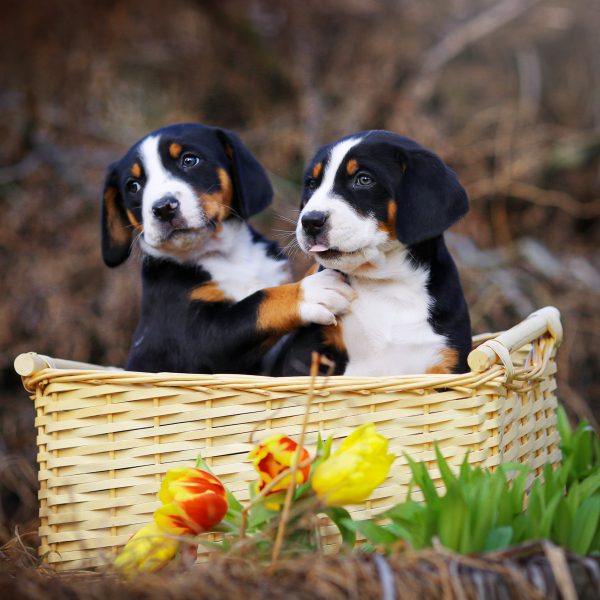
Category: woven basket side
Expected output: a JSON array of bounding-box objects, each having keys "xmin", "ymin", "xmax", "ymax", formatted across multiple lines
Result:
[{"xmin": 25, "ymin": 311, "xmax": 563, "ymax": 570}]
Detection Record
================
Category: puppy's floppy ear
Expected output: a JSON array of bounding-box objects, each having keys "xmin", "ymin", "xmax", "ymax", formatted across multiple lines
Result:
[
  {"xmin": 215, "ymin": 128, "xmax": 273, "ymax": 218},
  {"xmin": 393, "ymin": 146, "xmax": 468, "ymax": 245},
  {"xmin": 101, "ymin": 163, "xmax": 131, "ymax": 267}
]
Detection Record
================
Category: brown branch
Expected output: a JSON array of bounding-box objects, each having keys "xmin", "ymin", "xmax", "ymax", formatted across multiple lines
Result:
[
  {"xmin": 270, "ymin": 351, "xmax": 321, "ymax": 570},
  {"xmin": 411, "ymin": 0, "xmax": 545, "ymax": 101}
]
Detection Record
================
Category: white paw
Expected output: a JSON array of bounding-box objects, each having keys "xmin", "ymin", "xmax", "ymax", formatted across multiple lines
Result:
[{"xmin": 298, "ymin": 269, "xmax": 355, "ymax": 326}]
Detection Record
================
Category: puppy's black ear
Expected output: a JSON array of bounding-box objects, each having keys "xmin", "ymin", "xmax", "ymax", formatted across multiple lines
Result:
[
  {"xmin": 215, "ymin": 128, "xmax": 273, "ymax": 218},
  {"xmin": 101, "ymin": 163, "xmax": 131, "ymax": 267},
  {"xmin": 394, "ymin": 148, "xmax": 468, "ymax": 245}
]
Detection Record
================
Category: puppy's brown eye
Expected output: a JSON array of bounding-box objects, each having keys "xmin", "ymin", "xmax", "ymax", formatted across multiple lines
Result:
[
  {"xmin": 126, "ymin": 180, "xmax": 141, "ymax": 194},
  {"xmin": 181, "ymin": 153, "xmax": 200, "ymax": 168},
  {"xmin": 355, "ymin": 173, "xmax": 374, "ymax": 187},
  {"xmin": 306, "ymin": 178, "xmax": 318, "ymax": 191}
]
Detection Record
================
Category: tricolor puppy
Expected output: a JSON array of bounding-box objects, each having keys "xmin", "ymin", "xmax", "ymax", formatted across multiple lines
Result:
[
  {"xmin": 102, "ymin": 123, "xmax": 353, "ymax": 374},
  {"xmin": 272, "ymin": 130, "xmax": 471, "ymax": 376}
]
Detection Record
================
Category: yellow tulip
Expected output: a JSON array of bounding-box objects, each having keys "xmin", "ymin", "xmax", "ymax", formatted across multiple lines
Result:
[
  {"xmin": 311, "ymin": 423, "xmax": 395, "ymax": 506},
  {"xmin": 114, "ymin": 522, "xmax": 179, "ymax": 577}
]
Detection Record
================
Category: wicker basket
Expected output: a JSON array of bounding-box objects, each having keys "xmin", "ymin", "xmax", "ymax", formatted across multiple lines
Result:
[{"xmin": 15, "ymin": 306, "xmax": 563, "ymax": 570}]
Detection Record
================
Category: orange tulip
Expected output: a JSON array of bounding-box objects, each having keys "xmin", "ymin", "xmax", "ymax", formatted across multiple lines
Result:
[
  {"xmin": 153, "ymin": 467, "xmax": 228, "ymax": 535},
  {"xmin": 249, "ymin": 435, "xmax": 311, "ymax": 501}
]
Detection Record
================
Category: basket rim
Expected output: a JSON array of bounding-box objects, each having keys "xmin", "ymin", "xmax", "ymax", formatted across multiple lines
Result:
[{"xmin": 16, "ymin": 306, "xmax": 562, "ymax": 394}]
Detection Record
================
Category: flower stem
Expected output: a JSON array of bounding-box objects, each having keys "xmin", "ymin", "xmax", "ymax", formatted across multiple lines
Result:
[{"xmin": 270, "ymin": 352, "xmax": 321, "ymax": 570}]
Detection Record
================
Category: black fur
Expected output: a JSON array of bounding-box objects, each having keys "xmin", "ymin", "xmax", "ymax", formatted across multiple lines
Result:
[{"xmin": 128, "ymin": 254, "xmax": 278, "ymax": 374}]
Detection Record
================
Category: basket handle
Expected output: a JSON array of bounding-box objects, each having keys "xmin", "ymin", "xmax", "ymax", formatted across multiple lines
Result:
[
  {"xmin": 14, "ymin": 352, "xmax": 115, "ymax": 377},
  {"xmin": 467, "ymin": 306, "xmax": 562, "ymax": 373}
]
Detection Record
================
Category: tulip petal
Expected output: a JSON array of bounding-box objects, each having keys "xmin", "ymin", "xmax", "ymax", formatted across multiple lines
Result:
[
  {"xmin": 249, "ymin": 435, "xmax": 311, "ymax": 502},
  {"xmin": 114, "ymin": 522, "xmax": 179, "ymax": 577},
  {"xmin": 311, "ymin": 424, "xmax": 395, "ymax": 507}
]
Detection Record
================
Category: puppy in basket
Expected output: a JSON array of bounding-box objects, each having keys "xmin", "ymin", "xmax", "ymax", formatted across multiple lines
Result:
[
  {"xmin": 101, "ymin": 123, "xmax": 353, "ymax": 374},
  {"xmin": 271, "ymin": 130, "xmax": 471, "ymax": 377}
]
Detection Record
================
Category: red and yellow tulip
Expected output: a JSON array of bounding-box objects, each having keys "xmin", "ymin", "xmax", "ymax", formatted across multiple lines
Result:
[
  {"xmin": 312, "ymin": 423, "xmax": 395, "ymax": 506},
  {"xmin": 154, "ymin": 467, "xmax": 229, "ymax": 535},
  {"xmin": 249, "ymin": 434, "xmax": 311, "ymax": 504}
]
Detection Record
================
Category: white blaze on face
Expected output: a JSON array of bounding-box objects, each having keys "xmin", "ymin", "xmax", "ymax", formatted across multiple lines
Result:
[
  {"xmin": 138, "ymin": 135, "xmax": 205, "ymax": 247},
  {"xmin": 297, "ymin": 136, "xmax": 388, "ymax": 272}
]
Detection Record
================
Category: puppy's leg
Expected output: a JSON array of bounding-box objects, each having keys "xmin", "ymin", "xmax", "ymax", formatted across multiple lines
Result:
[
  {"xmin": 188, "ymin": 269, "xmax": 354, "ymax": 373},
  {"xmin": 257, "ymin": 269, "xmax": 354, "ymax": 332}
]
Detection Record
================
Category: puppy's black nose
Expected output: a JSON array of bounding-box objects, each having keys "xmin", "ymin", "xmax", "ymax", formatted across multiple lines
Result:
[
  {"xmin": 301, "ymin": 211, "xmax": 329, "ymax": 236},
  {"xmin": 152, "ymin": 197, "xmax": 180, "ymax": 222}
]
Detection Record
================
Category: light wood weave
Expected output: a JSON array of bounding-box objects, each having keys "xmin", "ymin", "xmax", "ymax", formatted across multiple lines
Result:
[{"xmin": 16, "ymin": 307, "xmax": 563, "ymax": 570}]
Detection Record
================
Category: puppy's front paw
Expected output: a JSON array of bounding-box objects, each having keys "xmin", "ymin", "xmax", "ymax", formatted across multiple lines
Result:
[{"xmin": 298, "ymin": 269, "xmax": 355, "ymax": 326}]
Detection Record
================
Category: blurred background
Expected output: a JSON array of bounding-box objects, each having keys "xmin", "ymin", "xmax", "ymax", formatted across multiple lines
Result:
[{"xmin": 0, "ymin": 0, "xmax": 598, "ymax": 548}]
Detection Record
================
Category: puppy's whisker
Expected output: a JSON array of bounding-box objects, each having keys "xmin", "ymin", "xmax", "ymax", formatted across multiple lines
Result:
[{"xmin": 273, "ymin": 212, "xmax": 299, "ymax": 225}]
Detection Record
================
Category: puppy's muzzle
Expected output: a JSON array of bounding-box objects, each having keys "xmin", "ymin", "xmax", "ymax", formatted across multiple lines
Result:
[
  {"xmin": 301, "ymin": 211, "xmax": 329, "ymax": 237},
  {"xmin": 152, "ymin": 196, "xmax": 180, "ymax": 222}
]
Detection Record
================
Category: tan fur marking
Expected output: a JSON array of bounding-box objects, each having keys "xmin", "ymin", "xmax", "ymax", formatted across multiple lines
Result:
[
  {"xmin": 202, "ymin": 168, "xmax": 233, "ymax": 222},
  {"xmin": 346, "ymin": 159, "xmax": 359, "ymax": 176},
  {"xmin": 323, "ymin": 322, "xmax": 346, "ymax": 352},
  {"xmin": 169, "ymin": 143, "xmax": 183, "ymax": 159},
  {"xmin": 312, "ymin": 162, "xmax": 323, "ymax": 179},
  {"xmin": 304, "ymin": 263, "xmax": 319, "ymax": 277},
  {"xmin": 104, "ymin": 187, "xmax": 130, "ymax": 245},
  {"xmin": 126, "ymin": 209, "xmax": 143, "ymax": 232},
  {"xmin": 426, "ymin": 348, "xmax": 459, "ymax": 374},
  {"xmin": 130, "ymin": 163, "xmax": 142, "ymax": 178},
  {"xmin": 378, "ymin": 199, "xmax": 397, "ymax": 237},
  {"xmin": 189, "ymin": 282, "xmax": 227, "ymax": 303},
  {"xmin": 257, "ymin": 282, "xmax": 302, "ymax": 333}
]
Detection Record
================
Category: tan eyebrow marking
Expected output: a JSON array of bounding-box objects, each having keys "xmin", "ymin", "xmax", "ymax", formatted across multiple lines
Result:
[
  {"xmin": 346, "ymin": 159, "xmax": 359, "ymax": 176},
  {"xmin": 169, "ymin": 143, "xmax": 183, "ymax": 159},
  {"xmin": 312, "ymin": 162, "xmax": 323, "ymax": 178},
  {"xmin": 130, "ymin": 163, "xmax": 141, "ymax": 178}
]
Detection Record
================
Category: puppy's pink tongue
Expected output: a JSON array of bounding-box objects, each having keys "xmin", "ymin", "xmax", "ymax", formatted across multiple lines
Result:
[{"xmin": 309, "ymin": 244, "xmax": 329, "ymax": 253}]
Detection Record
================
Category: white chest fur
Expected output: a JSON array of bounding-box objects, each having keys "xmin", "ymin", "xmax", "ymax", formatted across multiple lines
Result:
[
  {"xmin": 200, "ymin": 221, "xmax": 290, "ymax": 302},
  {"xmin": 341, "ymin": 251, "xmax": 447, "ymax": 376}
]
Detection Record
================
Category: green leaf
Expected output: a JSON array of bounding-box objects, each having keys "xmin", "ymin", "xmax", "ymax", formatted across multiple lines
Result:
[
  {"xmin": 293, "ymin": 481, "xmax": 313, "ymax": 501},
  {"xmin": 552, "ymin": 497, "xmax": 573, "ymax": 546},
  {"xmin": 382, "ymin": 500, "xmax": 424, "ymax": 522},
  {"xmin": 438, "ymin": 488, "xmax": 466, "ymax": 551},
  {"xmin": 341, "ymin": 519, "xmax": 399, "ymax": 545},
  {"xmin": 248, "ymin": 497, "xmax": 282, "ymax": 529},
  {"xmin": 325, "ymin": 507, "xmax": 356, "ymax": 547},
  {"xmin": 459, "ymin": 452, "xmax": 472, "ymax": 483},
  {"xmin": 383, "ymin": 521, "xmax": 414, "ymax": 545},
  {"xmin": 568, "ymin": 496, "xmax": 600, "ymax": 555},
  {"xmin": 434, "ymin": 445, "xmax": 457, "ymax": 489},
  {"xmin": 405, "ymin": 453, "xmax": 439, "ymax": 508},
  {"xmin": 556, "ymin": 406, "xmax": 573, "ymax": 450},
  {"xmin": 483, "ymin": 526, "xmax": 513, "ymax": 552},
  {"xmin": 539, "ymin": 491, "xmax": 563, "ymax": 539},
  {"xmin": 575, "ymin": 471, "xmax": 600, "ymax": 500}
]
